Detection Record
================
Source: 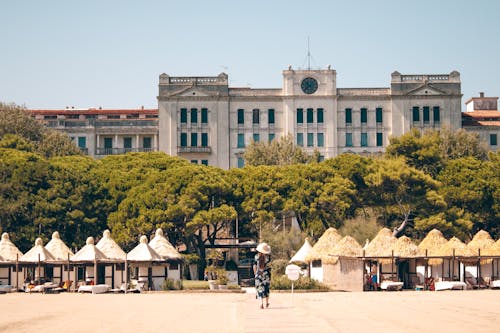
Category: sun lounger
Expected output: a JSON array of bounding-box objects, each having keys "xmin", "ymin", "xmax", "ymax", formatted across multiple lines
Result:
[
  {"xmin": 434, "ymin": 281, "xmax": 466, "ymax": 291},
  {"xmin": 465, "ymin": 277, "xmax": 488, "ymax": 289},
  {"xmin": 380, "ymin": 281, "xmax": 403, "ymax": 291},
  {"xmin": 78, "ymin": 284, "xmax": 110, "ymax": 294},
  {"xmin": 0, "ymin": 285, "xmax": 15, "ymax": 293},
  {"xmin": 491, "ymin": 280, "xmax": 500, "ymax": 289}
]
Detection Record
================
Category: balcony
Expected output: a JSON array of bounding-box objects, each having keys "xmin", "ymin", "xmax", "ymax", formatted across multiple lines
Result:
[
  {"xmin": 96, "ymin": 147, "xmax": 155, "ymax": 156},
  {"xmin": 177, "ymin": 146, "xmax": 212, "ymax": 153}
]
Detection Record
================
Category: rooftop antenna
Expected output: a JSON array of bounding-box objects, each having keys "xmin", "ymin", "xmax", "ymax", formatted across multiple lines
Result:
[{"xmin": 307, "ymin": 36, "xmax": 311, "ymax": 70}]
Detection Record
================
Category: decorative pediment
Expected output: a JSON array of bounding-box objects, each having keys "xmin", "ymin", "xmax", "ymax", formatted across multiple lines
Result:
[
  {"xmin": 175, "ymin": 86, "xmax": 211, "ymax": 97},
  {"xmin": 407, "ymin": 84, "xmax": 446, "ymax": 96}
]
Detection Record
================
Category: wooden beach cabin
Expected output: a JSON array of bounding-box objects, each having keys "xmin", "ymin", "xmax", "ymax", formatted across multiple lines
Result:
[
  {"xmin": 305, "ymin": 228, "xmax": 342, "ymax": 283},
  {"xmin": 148, "ymin": 228, "xmax": 183, "ymax": 290},
  {"xmin": 127, "ymin": 235, "xmax": 164, "ymax": 290},
  {"xmin": 44, "ymin": 231, "xmax": 74, "ymax": 286},
  {"xmin": 96, "ymin": 230, "xmax": 127, "ymax": 289},
  {"xmin": 323, "ymin": 236, "xmax": 364, "ymax": 291},
  {"xmin": 71, "ymin": 237, "xmax": 108, "ymax": 289},
  {"xmin": 0, "ymin": 233, "xmax": 23, "ymax": 291}
]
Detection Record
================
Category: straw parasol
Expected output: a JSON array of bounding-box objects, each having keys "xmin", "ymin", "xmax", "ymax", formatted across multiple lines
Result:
[
  {"xmin": 304, "ymin": 228, "xmax": 342, "ymax": 263},
  {"xmin": 148, "ymin": 229, "xmax": 183, "ymax": 262},
  {"xmin": 467, "ymin": 230, "xmax": 495, "ymax": 255},
  {"xmin": 430, "ymin": 236, "xmax": 476, "ymax": 265},
  {"xmin": 324, "ymin": 236, "xmax": 362, "ymax": 264},
  {"xmin": 392, "ymin": 235, "xmax": 422, "ymax": 258},
  {"xmin": 127, "ymin": 235, "xmax": 163, "ymax": 262},
  {"xmin": 96, "ymin": 230, "xmax": 126, "ymax": 261},
  {"xmin": 418, "ymin": 229, "xmax": 448, "ymax": 257},
  {"xmin": 45, "ymin": 231, "xmax": 74, "ymax": 262},
  {"xmin": 20, "ymin": 238, "xmax": 56, "ymax": 263},
  {"xmin": 364, "ymin": 228, "xmax": 398, "ymax": 263},
  {"xmin": 0, "ymin": 232, "xmax": 23, "ymax": 262},
  {"xmin": 481, "ymin": 239, "xmax": 500, "ymax": 264},
  {"xmin": 289, "ymin": 238, "xmax": 313, "ymax": 264},
  {"xmin": 71, "ymin": 237, "xmax": 108, "ymax": 262}
]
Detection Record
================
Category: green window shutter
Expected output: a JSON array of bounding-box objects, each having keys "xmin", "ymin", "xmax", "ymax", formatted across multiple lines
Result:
[
  {"xmin": 307, "ymin": 108, "xmax": 314, "ymax": 123},
  {"xmin": 201, "ymin": 160, "xmax": 208, "ymax": 166},
  {"xmin": 253, "ymin": 133, "xmax": 260, "ymax": 142},
  {"xmin": 376, "ymin": 108, "xmax": 383, "ymax": 123},
  {"xmin": 201, "ymin": 108, "xmax": 208, "ymax": 123},
  {"xmin": 237, "ymin": 157, "xmax": 245, "ymax": 168},
  {"xmin": 237, "ymin": 134, "xmax": 245, "ymax": 148},
  {"xmin": 490, "ymin": 134, "xmax": 497, "ymax": 146},
  {"xmin": 361, "ymin": 133, "xmax": 368, "ymax": 147},
  {"xmin": 317, "ymin": 108, "xmax": 324, "ymax": 123},
  {"xmin": 201, "ymin": 133, "xmax": 208, "ymax": 147},
  {"xmin": 297, "ymin": 133, "xmax": 304, "ymax": 147},
  {"xmin": 124, "ymin": 137, "xmax": 132, "ymax": 149},
  {"xmin": 191, "ymin": 108, "xmax": 197, "ymax": 123},
  {"xmin": 78, "ymin": 137, "xmax": 86, "ymax": 148},
  {"xmin": 412, "ymin": 107, "xmax": 420, "ymax": 122},
  {"xmin": 317, "ymin": 133, "xmax": 324, "ymax": 147},
  {"xmin": 361, "ymin": 108, "xmax": 367, "ymax": 123},
  {"xmin": 423, "ymin": 106, "xmax": 430, "ymax": 122},
  {"xmin": 307, "ymin": 133, "xmax": 314, "ymax": 147},
  {"xmin": 433, "ymin": 106, "xmax": 440, "ymax": 122},
  {"xmin": 268, "ymin": 109, "xmax": 275, "ymax": 124},
  {"xmin": 296, "ymin": 108, "xmax": 303, "ymax": 123},
  {"xmin": 143, "ymin": 137, "xmax": 152, "ymax": 149},
  {"xmin": 237, "ymin": 109, "xmax": 244, "ymax": 124},
  {"xmin": 252, "ymin": 109, "xmax": 260, "ymax": 124},
  {"xmin": 345, "ymin": 133, "xmax": 352, "ymax": 147},
  {"xmin": 191, "ymin": 133, "xmax": 197, "ymax": 147},
  {"xmin": 345, "ymin": 108, "xmax": 352, "ymax": 124},
  {"xmin": 180, "ymin": 108, "xmax": 187, "ymax": 123},
  {"xmin": 376, "ymin": 132, "xmax": 383, "ymax": 147},
  {"xmin": 268, "ymin": 133, "xmax": 275, "ymax": 142},
  {"xmin": 180, "ymin": 133, "xmax": 187, "ymax": 147}
]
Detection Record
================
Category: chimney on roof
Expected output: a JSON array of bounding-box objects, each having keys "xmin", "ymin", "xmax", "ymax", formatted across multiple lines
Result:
[
  {"xmin": 141, "ymin": 105, "xmax": 144, "ymax": 110},
  {"xmin": 99, "ymin": 106, "xmax": 102, "ymax": 110},
  {"xmin": 479, "ymin": 92, "xmax": 484, "ymax": 98}
]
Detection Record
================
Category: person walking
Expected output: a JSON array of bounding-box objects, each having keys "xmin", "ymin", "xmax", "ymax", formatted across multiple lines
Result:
[{"xmin": 254, "ymin": 242, "xmax": 271, "ymax": 309}]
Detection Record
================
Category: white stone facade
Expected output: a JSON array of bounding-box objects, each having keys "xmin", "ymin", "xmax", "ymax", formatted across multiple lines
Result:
[{"xmin": 158, "ymin": 67, "xmax": 462, "ymax": 169}]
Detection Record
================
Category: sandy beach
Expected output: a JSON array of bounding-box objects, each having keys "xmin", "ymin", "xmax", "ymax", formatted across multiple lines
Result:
[{"xmin": 0, "ymin": 290, "xmax": 499, "ymax": 333}]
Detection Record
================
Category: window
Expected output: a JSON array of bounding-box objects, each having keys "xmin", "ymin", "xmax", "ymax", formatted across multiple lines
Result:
[
  {"xmin": 252, "ymin": 109, "xmax": 260, "ymax": 124},
  {"xmin": 376, "ymin": 132, "xmax": 383, "ymax": 147},
  {"xmin": 361, "ymin": 133, "xmax": 368, "ymax": 147},
  {"xmin": 191, "ymin": 108, "xmax": 197, "ymax": 123},
  {"xmin": 268, "ymin": 133, "xmax": 275, "ymax": 142},
  {"xmin": 490, "ymin": 134, "xmax": 498, "ymax": 146},
  {"xmin": 107, "ymin": 115, "xmax": 119, "ymax": 119},
  {"xmin": 201, "ymin": 133, "xmax": 208, "ymax": 147},
  {"xmin": 296, "ymin": 108, "xmax": 304, "ymax": 124},
  {"xmin": 297, "ymin": 133, "xmax": 304, "ymax": 147},
  {"xmin": 237, "ymin": 157, "xmax": 245, "ymax": 168},
  {"xmin": 412, "ymin": 107, "xmax": 420, "ymax": 122},
  {"xmin": 253, "ymin": 133, "xmax": 260, "ymax": 142},
  {"xmin": 201, "ymin": 160, "xmax": 208, "ymax": 166},
  {"xmin": 237, "ymin": 134, "xmax": 245, "ymax": 148},
  {"xmin": 345, "ymin": 108, "xmax": 352, "ymax": 124},
  {"xmin": 317, "ymin": 133, "xmax": 324, "ymax": 147},
  {"xmin": 307, "ymin": 133, "xmax": 314, "ymax": 147},
  {"xmin": 126, "ymin": 114, "xmax": 139, "ymax": 119},
  {"xmin": 201, "ymin": 108, "xmax": 208, "ymax": 123},
  {"xmin": 77, "ymin": 266, "xmax": 85, "ymax": 281},
  {"xmin": 190, "ymin": 133, "xmax": 197, "ymax": 147},
  {"xmin": 345, "ymin": 133, "xmax": 353, "ymax": 147},
  {"xmin": 143, "ymin": 137, "xmax": 152, "ymax": 149},
  {"xmin": 423, "ymin": 106, "xmax": 430, "ymax": 123},
  {"xmin": 124, "ymin": 137, "xmax": 132, "ymax": 149},
  {"xmin": 180, "ymin": 109, "xmax": 187, "ymax": 123},
  {"xmin": 190, "ymin": 160, "xmax": 198, "ymax": 164},
  {"xmin": 237, "ymin": 109, "xmax": 244, "ymax": 124},
  {"xmin": 85, "ymin": 115, "xmax": 96, "ymax": 119},
  {"xmin": 307, "ymin": 108, "xmax": 314, "ymax": 123},
  {"xmin": 433, "ymin": 106, "xmax": 440, "ymax": 122},
  {"xmin": 268, "ymin": 109, "xmax": 275, "ymax": 124},
  {"xmin": 77, "ymin": 137, "xmax": 86, "ymax": 148},
  {"xmin": 376, "ymin": 108, "xmax": 383, "ymax": 123},
  {"xmin": 361, "ymin": 108, "xmax": 367, "ymax": 123},
  {"xmin": 317, "ymin": 108, "xmax": 324, "ymax": 123},
  {"xmin": 44, "ymin": 115, "xmax": 57, "ymax": 119},
  {"xmin": 104, "ymin": 137, "xmax": 113, "ymax": 149},
  {"xmin": 180, "ymin": 133, "xmax": 187, "ymax": 147}
]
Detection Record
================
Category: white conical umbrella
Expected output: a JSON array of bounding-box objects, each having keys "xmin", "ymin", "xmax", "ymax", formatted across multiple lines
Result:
[
  {"xmin": 149, "ymin": 228, "xmax": 182, "ymax": 261},
  {"xmin": 96, "ymin": 230, "xmax": 126, "ymax": 261},
  {"xmin": 289, "ymin": 238, "xmax": 313, "ymax": 264},
  {"xmin": 127, "ymin": 235, "xmax": 163, "ymax": 262},
  {"xmin": 45, "ymin": 231, "xmax": 74, "ymax": 261},
  {"xmin": 71, "ymin": 237, "xmax": 108, "ymax": 262},
  {"xmin": 0, "ymin": 232, "xmax": 23, "ymax": 262},
  {"xmin": 20, "ymin": 238, "xmax": 56, "ymax": 263}
]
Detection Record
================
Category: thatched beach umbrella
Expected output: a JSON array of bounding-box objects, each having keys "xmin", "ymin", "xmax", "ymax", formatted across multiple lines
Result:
[
  {"xmin": 0, "ymin": 233, "xmax": 23, "ymax": 262},
  {"xmin": 96, "ymin": 230, "xmax": 126, "ymax": 261},
  {"xmin": 433, "ymin": 237, "xmax": 476, "ymax": 264},
  {"xmin": 148, "ymin": 229, "xmax": 182, "ymax": 262},
  {"xmin": 418, "ymin": 229, "xmax": 448, "ymax": 258},
  {"xmin": 305, "ymin": 228, "xmax": 342, "ymax": 263},
  {"xmin": 393, "ymin": 236, "xmax": 422, "ymax": 258},
  {"xmin": 467, "ymin": 230, "xmax": 494, "ymax": 255},
  {"xmin": 364, "ymin": 228, "xmax": 398, "ymax": 263},
  {"xmin": 481, "ymin": 239, "xmax": 500, "ymax": 265},
  {"xmin": 324, "ymin": 236, "xmax": 362, "ymax": 265},
  {"xmin": 289, "ymin": 238, "xmax": 313, "ymax": 264},
  {"xmin": 20, "ymin": 238, "xmax": 56, "ymax": 281}
]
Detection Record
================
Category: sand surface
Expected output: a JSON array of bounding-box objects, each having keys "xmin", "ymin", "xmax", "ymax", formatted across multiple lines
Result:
[{"xmin": 0, "ymin": 290, "xmax": 499, "ymax": 333}]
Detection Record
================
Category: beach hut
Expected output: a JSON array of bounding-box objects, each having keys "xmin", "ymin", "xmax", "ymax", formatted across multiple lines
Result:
[
  {"xmin": 363, "ymin": 228, "xmax": 398, "ymax": 284},
  {"xmin": 148, "ymin": 228, "xmax": 183, "ymax": 289},
  {"xmin": 96, "ymin": 230, "xmax": 126, "ymax": 289},
  {"xmin": 392, "ymin": 236, "xmax": 423, "ymax": 288},
  {"xmin": 417, "ymin": 229, "xmax": 448, "ymax": 284},
  {"xmin": 305, "ymin": 228, "xmax": 342, "ymax": 282},
  {"xmin": 323, "ymin": 236, "xmax": 364, "ymax": 291},
  {"xmin": 20, "ymin": 238, "xmax": 56, "ymax": 283},
  {"xmin": 432, "ymin": 237, "xmax": 476, "ymax": 282},
  {"xmin": 481, "ymin": 239, "xmax": 500, "ymax": 286},
  {"xmin": 71, "ymin": 237, "xmax": 108, "ymax": 288},
  {"xmin": 127, "ymin": 235, "xmax": 164, "ymax": 290},
  {"xmin": 0, "ymin": 233, "xmax": 23, "ymax": 289},
  {"xmin": 466, "ymin": 230, "xmax": 495, "ymax": 283},
  {"xmin": 289, "ymin": 238, "xmax": 313, "ymax": 264},
  {"xmin": 45, "ymin": 231, "xmax": 74, "ymax": 285}
]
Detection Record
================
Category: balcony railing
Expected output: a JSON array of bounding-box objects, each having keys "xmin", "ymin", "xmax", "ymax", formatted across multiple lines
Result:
[
  {"xmin": 177, "ymin": 146, "xmax": 212, "ymax": 153},
  {"xmin": 96, "ymin": 147, "xmax": 155, "ymax": 156},
  {"xmin": 43, "ymin": 119, "xmax": 158, "ymax": 128}
]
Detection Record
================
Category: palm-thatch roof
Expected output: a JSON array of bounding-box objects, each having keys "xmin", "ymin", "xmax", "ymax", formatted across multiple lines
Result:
[
  {"xmin": 324, "ymin": 236, "xmax": 362, "ymax": 265},
  {"xmin": 0, "ymin": 232, "xmax": 23, "ymax": 262},
  {"xmin": 364, "ymin": 228, "xmax": 398, "ymax": 263},
  {"xmin": 393, "ymin": 236, "xmax": 422, "ymax": 258},
  {"xmin": 429, "ymin": 237, "xmax": 477, "ymax": 265},
  {"xmin": 20, "ymin": 238, "xmax": 56, "ymax": 263},
  {"xmin": 96, "ymin": 230, "xmax": 126, "ymax": 261},
  {"xmin": 289, "ymin": 238, "xmax": 313, "ymax": 264},
  {"xmin": 418, "ymin": 229, "xmax": 448, "ymax": 256},
  {"xmin": 304, "ymin": 228, "xmax": 342, "ymax": 263},
  {"xmin": 467, "ymin": 230, "xmax": 495, "ymax": 255},
  {"xmin": 481, "ymin": 239, "xmax": 500, "ymax": 264},
  {"xmin": 71, "ymin": 237, "xmax": 108, "ymax": 262},
  {"xmin": 127, "ymin": 235, "xmax": 163, "ymax": 262},
  {"xmin": 45, "ymin": 231, "xmax": 74, "ymax": 261},
  {"xmin": 149, "ymin": 228, "xmax": 183, "ymax": 262}
]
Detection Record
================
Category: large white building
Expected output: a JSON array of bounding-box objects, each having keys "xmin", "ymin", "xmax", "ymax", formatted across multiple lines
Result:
[{"xmin": 158, "ymin": 67, "xmax": 462, "ymax": 169}]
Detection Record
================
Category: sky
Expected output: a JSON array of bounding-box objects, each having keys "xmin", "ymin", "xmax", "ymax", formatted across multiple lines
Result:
[{"xmin": 2, "ymin": 0, "xmax": 500, "ymax": 109}]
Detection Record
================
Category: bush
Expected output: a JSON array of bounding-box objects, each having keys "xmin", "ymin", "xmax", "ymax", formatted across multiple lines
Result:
[
  {"xmin": 182, "ymin": 280, "xmax": 210, "ymax": 290},
  {"xmin": 269, "ymin": 259, "xmax": 288, "ymax": 276},
  {"xmin": 270, "ymin": 275, "xmax": 330, "ymax": 291},
  {"xmin": 161, "ymin": 278, "xmax": 183, "ymax": 290}
]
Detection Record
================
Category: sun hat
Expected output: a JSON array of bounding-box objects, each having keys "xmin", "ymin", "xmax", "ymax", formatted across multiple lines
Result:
[{"xmin": 256, "ymin": 242, "xmax": 271, "ymax": 254}]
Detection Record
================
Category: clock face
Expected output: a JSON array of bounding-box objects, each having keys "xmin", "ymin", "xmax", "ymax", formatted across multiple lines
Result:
[{"xmin": 301, "ymin": 77, "xmax": 318, "ymax": 94}]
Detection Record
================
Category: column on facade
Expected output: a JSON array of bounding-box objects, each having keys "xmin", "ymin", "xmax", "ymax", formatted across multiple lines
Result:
[
  {"xmin": 136, "ymin": 135, "xmax": 140, "ymax": 151},
  {"xmin": 153, "ymin": 134, "xmax": 157, "ymax": 151}
]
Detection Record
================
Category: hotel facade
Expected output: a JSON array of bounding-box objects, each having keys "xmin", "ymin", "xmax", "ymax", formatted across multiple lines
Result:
[{"xmin": 30, "ymin": 67, "xmax": 499, "ymax": 168}]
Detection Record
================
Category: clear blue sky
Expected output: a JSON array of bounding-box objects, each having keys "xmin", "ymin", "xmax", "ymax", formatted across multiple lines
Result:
[{"xmin": 2, "ymin": 0, "xmax": 499, "ymax": 109}]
